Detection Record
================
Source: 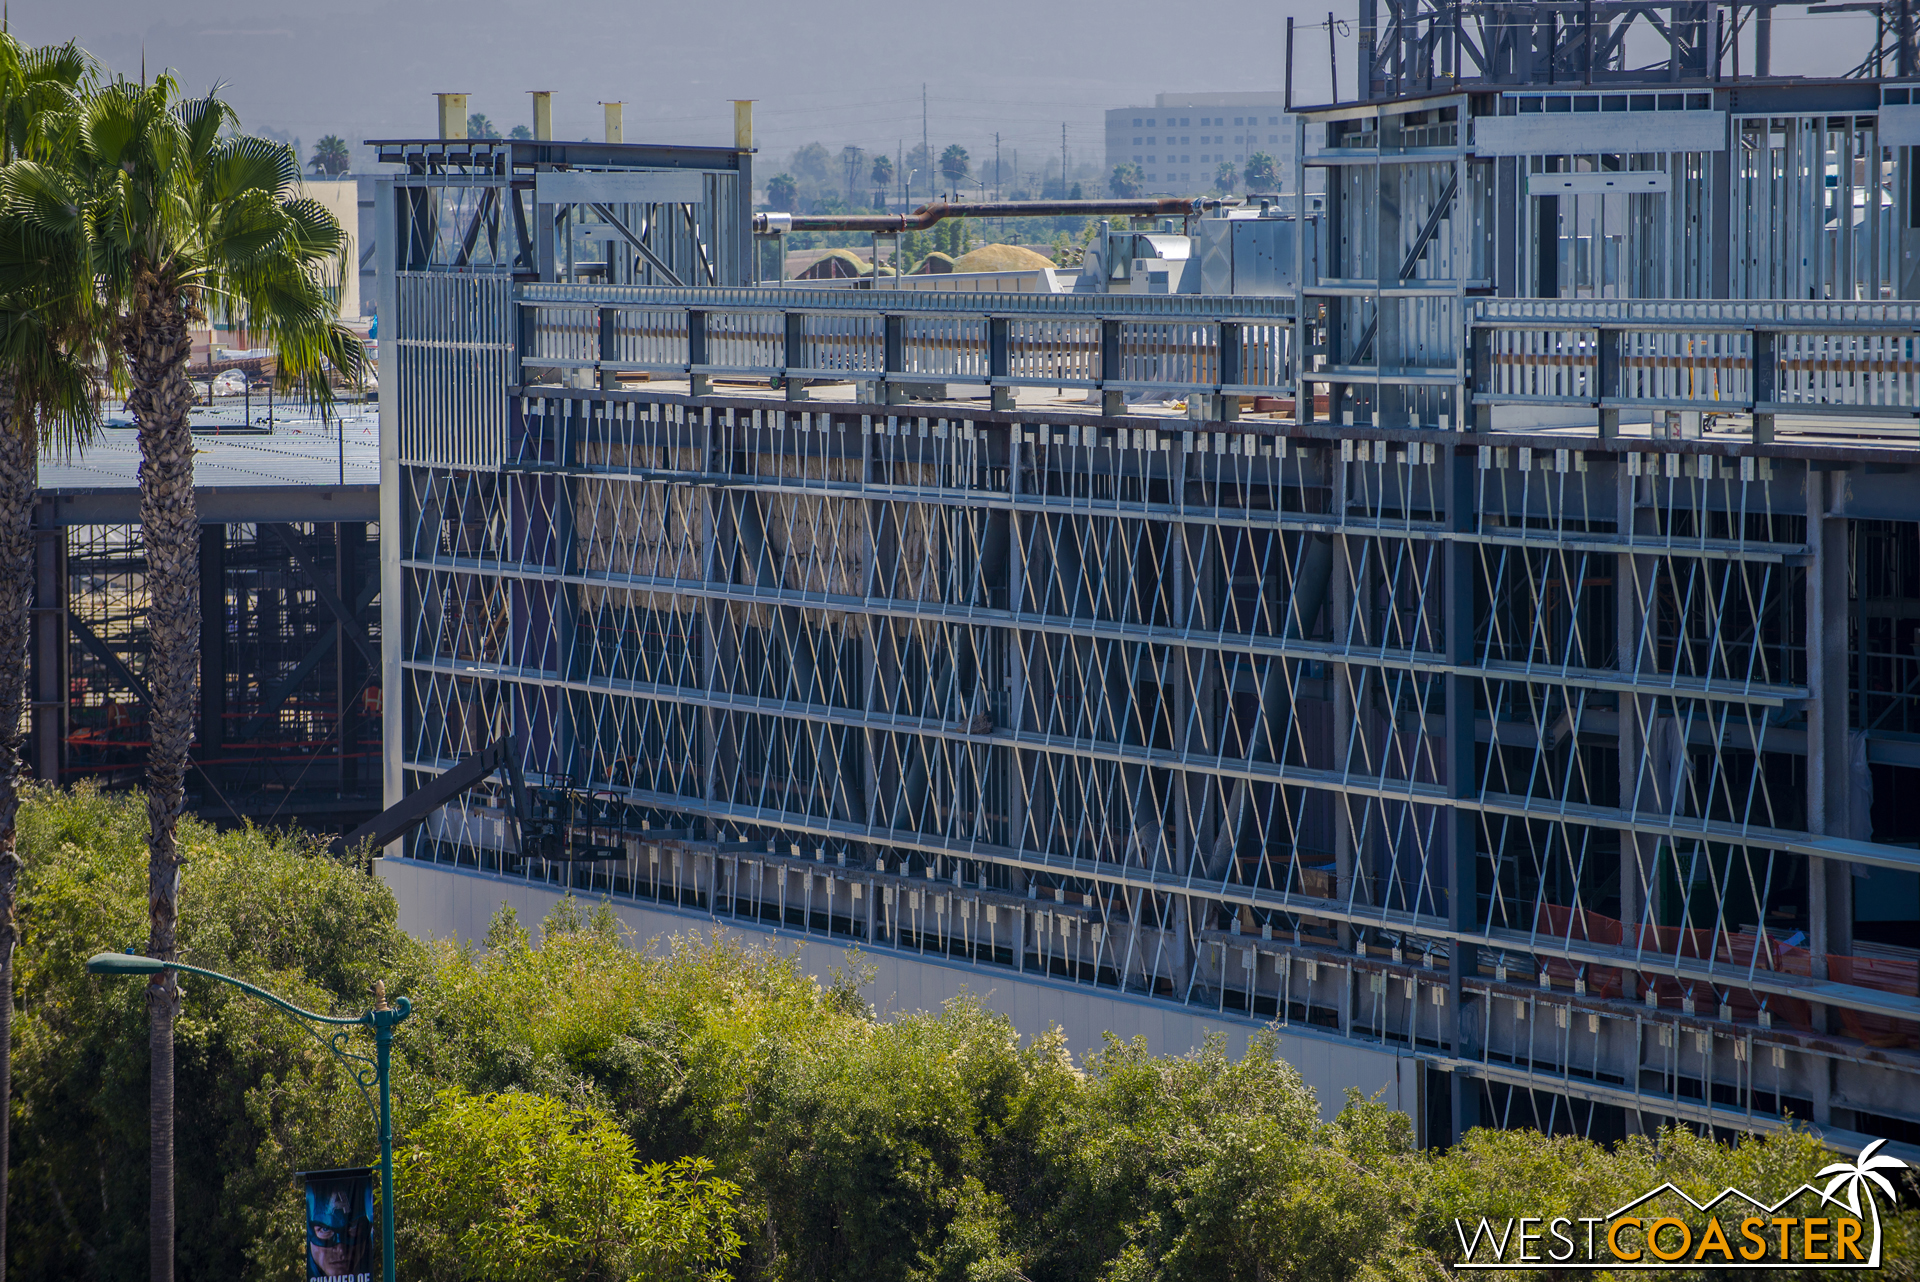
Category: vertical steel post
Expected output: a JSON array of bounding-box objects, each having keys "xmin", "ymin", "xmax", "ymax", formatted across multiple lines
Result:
[
  {"xmin": 1804, "ymin": 464, "xmax": 1852, "ymax": 1130},
  {"xmin": 688, "ymin": 310, "xmax": 711, "ymax": 398},
  {"xmin": 1596, "ymin": 328, "xmax": 1621, "ymax": 441},
  {"xmin": 1443, "ymin": 443, "xmax": 1481, "ymax": 1141},
  {"xmin": 598, "ymin": 307, "xmax": 616, "ymax": 392},
  {"xmin": 1217, "ymin": 321, "xmax": 1242, "ymax": 421},
  {"xmin": 989, "ymin": 317, "xmax": 1012, "ymax": 411},
  {"xmin": 1100, "ymin": 318, "xmax": 1124, "ymax": 417},
  {"xmin": 1751, "ymin": 330, "xmax": 1776, "ymax": 443},
  {"xmin": 376, "ymin": 1006, "xmax": 397, "ymax": 1282},
  {"xmin": 784, "ymin": 311, "xmax": 809, "ymax": 401}
]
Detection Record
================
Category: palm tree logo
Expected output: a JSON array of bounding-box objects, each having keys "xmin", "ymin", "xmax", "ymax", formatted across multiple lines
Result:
[{"xmin": 1817, "ymin": 1138, "xmax": 1908, "ymax": 1267}]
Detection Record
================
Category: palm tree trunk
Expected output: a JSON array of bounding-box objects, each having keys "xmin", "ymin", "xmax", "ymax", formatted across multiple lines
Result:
[
  {"xmin": 124, "ymin": 267, "xmax": 197, "ymax": 1282},
  {"xmin": 0, "ymin": 383, "xmax": 26, "ymax": 1282}
]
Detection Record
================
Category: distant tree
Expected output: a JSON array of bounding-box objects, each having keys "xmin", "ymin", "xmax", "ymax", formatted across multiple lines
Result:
[
  {"xmin": 1244, "ymin": 150, "xmax": 1279, "ymax": 192},
  {"xmin": 765, "ymin": 172, "xmax": 798, "ymax": 212},
  {"xmin": 840, "ymin": 144, "xmax": 865, "ymax": 208},
  {"xmin": 939, "ymin": 143, "xmax": 970, "ymax": 193},
  {"xmin": 1214, "ymin": 161, "xmax": 1237, "ymax": 195},
  {"xmin": 308, "ymin": 134, "xmax": 350, "ymax": 176},
  {"xmin": 870, "ymin": 153, "xmax": 893, "ymax": 206},
  {"xmin": 1068, "ymin": 181, "xmax": 1083, "ymax": 200},
  {"xmin": 1108, "ymin": 162, "xmax": 1144, "ymax": 199},
  {"xmin": 466, "ymin": 112, "xmax": 499, "ymax": 140},
  {"xmin": 789, "ymin": 142, "xmax": 831, "ymax": 187},
  {"xmin": 508, "ymin": 124, "xmax": 532, "ymax": 141}
]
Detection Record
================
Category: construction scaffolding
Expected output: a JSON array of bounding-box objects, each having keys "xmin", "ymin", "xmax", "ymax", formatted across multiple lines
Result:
[{"xmin": 381, "ymin": 3, "xmax": 1920, "ymax": 1158}]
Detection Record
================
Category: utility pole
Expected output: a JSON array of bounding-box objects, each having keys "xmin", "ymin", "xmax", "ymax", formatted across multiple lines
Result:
[
  {"xmin": 995, "ymin": 132, "xmax": 1001, "ymax": 201},
  {"xmin": 1061, "ymin": 123, "xmax": 1068, "ymax": 197},
  {"xmin": 897, "ymin": 141, "xmax": 904, "ymax": 211},
  {"xmin": 922, "ymin": 85, "xmax": 929, "ymax": 202}
]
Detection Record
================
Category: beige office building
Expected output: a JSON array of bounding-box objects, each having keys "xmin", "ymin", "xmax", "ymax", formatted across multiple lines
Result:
[{"xmin": 1105, "ymin": 91, "xmax": 1294, "ymax": 195}]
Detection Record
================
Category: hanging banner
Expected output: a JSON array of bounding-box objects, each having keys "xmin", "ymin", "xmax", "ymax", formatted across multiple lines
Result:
[{"xmin": 301, "ymin": 1167, "xmax": 375, "ymax": 1282}]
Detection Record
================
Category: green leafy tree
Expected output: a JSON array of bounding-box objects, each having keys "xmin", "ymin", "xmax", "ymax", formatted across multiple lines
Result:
[
  {"xmin": 509, "ymin": 124, "xmax": 533, "ymax": 140},
  {"xmin": 29, "ymin": 78, "xmax": 362, "ymax": 1281},
  {"xmin": 1213, "ymin": 161, "xmax": 1237, "ymax": 195},
  {"xmin": 939, "ymin": 143, "xmax": 970, "ymax": 193},
  {"xmin": 12, "ymin": 784, "xmax": 420, "ymax": 1278},
  {"xmin": 789, "ymin": 142, "xmax": 830, "ymax": 186},
  {"xmin": 0, "ymin": 33, "xmax": 97, "ymax": 1273},
  {"xmin": 870, "ymin": 153, "xmax": 893, "ymax": 206},
  {"xmin": 1108, "ymin": 162, "xmax": 1143, "ymax": 199},
  {"xmin": 309, "ymin": 133, "xmax": 350, "ymax": 176},
  {"xmin": 765, "ymin": 172, "xmax": 797, "ymax": 212},
  {"xmin": 398, "ymin": 1089, "xmax": 741, "ymax": 1282},
  {"xmin": 467, "ymin": 111, "xmax": 499, "ymax": 140},
  {"xmin": 1243, "ymin": 150, "xmax": 1279, "ymax": 192},
  {"xmin": 6, "ymin": 783, "xmax": 1913, "ymax": 1282}
]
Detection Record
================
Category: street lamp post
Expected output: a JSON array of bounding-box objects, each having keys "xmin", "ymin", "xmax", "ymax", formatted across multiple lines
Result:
[{"xmin": 86, "ymin": 952, "xmax": 412, "ymax": 1282}]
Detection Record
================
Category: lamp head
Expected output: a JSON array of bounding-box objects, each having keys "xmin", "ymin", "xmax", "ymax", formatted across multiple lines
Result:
[{"xmin": 85, "ymin": 951, "xmax": 165, "ymax": 976}]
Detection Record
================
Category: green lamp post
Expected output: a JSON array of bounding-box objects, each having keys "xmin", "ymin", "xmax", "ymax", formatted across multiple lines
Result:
[{"xmin": 86, "ymin": 952, "xmax": 412, "ymax": 1282}]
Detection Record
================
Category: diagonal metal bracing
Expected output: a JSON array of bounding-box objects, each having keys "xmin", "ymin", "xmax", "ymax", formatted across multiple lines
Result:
[{"xmin": 400, "ymin": 388, "xmax": 1920, "ymax": 1142}]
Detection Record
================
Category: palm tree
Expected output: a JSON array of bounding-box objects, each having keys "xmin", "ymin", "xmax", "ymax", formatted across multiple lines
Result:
[
  {"xmin": 1213, "ymin": 161, "xmax": 1238, "ymax": 196},
  {"xmin": 939, "ymin": 143, "xmax": 969, "ymax": 195},
  {"xmin": 869, "ymin": 153, "xmax": 893, "ymax": 208},
  {"xmin": 42, "ymin": 75, "xmax": 361, "ymax": 1282},
  {"xmin": 1818, "ymin": 1139, "xmax": 1907, "ymax": 1266},
  {"xmin": 765, "ymin": 172, "xmax": 797, "ymax": 212},
  {"xmin": 0, "ymin": 34, "xmax": 95, "ymax": 1280},
  {"xmin": 1243, "ymin": 150, "xmax": 1279, "ymax": 193},
  {"xmin": 308, "ymin": 133, "xmax": 350, "ymax": 176},
  {"xmin": 1108, "ymin": 162, "xmax": 1143, "ymax": 199},
  {"xmin": 466, "ymin": 111, "xmax": 499, "ymax": 140}
]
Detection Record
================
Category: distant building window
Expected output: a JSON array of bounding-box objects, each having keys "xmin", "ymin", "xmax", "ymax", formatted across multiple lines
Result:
[
  {"xmin": 1133, "ymin": 117, "xmax": 1142, "ymax": 126},
  {"xmin": 1181, "ymin": 154, "xmax": 1189, "ymax": 162},
  {"xmin": 1133, "ymin": 137, "xmax": 1141, "ymax": 145},
  {"xmin": 1180, "ymin": 117, "xmax": 1190, "ymax": 125},
  {"xmin": 1269, "ymin": 116, "xmax": 1279, "ymax": 124},
  {"xmin": 1235, "ymin": 116, "xmax": 1245, "ymax": 125},
  {"xmin": 1181, "ymin": 136, "xmax": 1189, "ymax": 144},
  {"xmin": 1146, "ymin": 118, "xmax": 1155, "ymax": 125},
  {"xmin": 1133, "ymin": 155, "xmax": 1142, "ymax": 162}
]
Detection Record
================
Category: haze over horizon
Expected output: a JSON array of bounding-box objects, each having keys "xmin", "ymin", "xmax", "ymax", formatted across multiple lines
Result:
[{"xmin": 30, "ymin": 1, "xmax": 1881, "ymax": 178}]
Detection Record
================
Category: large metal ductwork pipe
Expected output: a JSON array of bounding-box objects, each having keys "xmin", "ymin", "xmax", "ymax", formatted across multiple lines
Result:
[{"xmin": 753, "ymin": 197, "xmax": 1230, "ymax": 235}]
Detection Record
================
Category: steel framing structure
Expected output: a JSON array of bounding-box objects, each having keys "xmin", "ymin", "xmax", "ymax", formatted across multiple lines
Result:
[
  {"xmin": 44, "ymin": 517, "xmax": 382, "ymax": 829},
  {"xmin": 381, "ymin": 6, "xmax": 1920, "ymax": 1156}
]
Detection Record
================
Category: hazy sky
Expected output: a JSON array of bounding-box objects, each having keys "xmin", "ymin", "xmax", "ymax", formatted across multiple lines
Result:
[{"xmin": 28, "ymin": 1, "xmax": 1881, "ymax": 176}]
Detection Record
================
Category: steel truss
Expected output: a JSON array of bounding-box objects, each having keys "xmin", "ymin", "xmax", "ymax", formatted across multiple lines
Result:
[{"xmin": 393, "ymin": 392, "xmax": 1920, "ymax": 1156}]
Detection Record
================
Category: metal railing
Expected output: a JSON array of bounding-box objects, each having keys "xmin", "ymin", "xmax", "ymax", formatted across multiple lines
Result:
[
  {"xmin": 1472, "ymin": 298, "xmax": 1920, "ymax": 429},
  {"xmin": 514, "ymin": 283, "xmax": 1299, "ymax": 402}
]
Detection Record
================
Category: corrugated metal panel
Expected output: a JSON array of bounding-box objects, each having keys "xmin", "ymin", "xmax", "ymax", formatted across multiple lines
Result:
[{"xmin": 396, "ymin": 273, "xmax": 514, "ymax": 470}]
